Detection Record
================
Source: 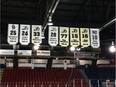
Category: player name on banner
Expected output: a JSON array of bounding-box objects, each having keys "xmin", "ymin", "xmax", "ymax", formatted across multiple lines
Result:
[
  {"xmin": 59, "ymin": 27, "xmax": 69, "ymax": 47},
  {"xmin": 20, "ymin": 24, "xmax": 30, "ymax": 45},
  {"xmin": 48, "ymin": 26, "xmax": 58, "ymax": 46},
  {"xmin": 80, "ymin": 28, "xmax": 90, "ymax": 47},
  {"xmin": 32, "ymin": 25, "xmax": 42, "ymax": 45},
  {"xmin": 70, "ymin": 28, "xmax": 80, "ymax": 47},
  {"xmin": 7, "ymin": 24, "xmax": 19, "ymax": 45},
  {"xmin": 90, "ymin": 28, "xmax": 100, "ymax": 48}
]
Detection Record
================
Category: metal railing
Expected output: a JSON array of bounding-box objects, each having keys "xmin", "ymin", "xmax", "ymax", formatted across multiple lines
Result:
[{"xmin": 1, "ymin": 79, "xmax": 115, "ymax": 87}]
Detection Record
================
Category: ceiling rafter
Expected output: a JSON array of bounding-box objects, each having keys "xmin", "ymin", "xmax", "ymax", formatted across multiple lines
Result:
[{"xmin": 74, "ymin": 0, "xmax": 90, "ymax": 22}]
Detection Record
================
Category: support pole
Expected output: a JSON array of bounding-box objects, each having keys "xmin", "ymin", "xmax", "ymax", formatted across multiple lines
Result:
[
  {"xmin": 13, "ymin": 45, "xmax": 19, "ymax": 69},
  {"xmin": 98, "ymin": 80, "xmax": 100, "ymax": 87},
  {"xmin": 89, "ymin": 80, "xmax": 91, "ymax": 87}
]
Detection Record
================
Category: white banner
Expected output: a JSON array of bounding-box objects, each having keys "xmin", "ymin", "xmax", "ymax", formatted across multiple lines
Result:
[
  {"xmin": 80, "ymin": 28, "xmax": 90, "ymax": 47},
  {"xmin": 7, "ymin": 24, "xmax": 19, "ymax": 45},
  {"xmin": 48, "ymin": 26, "xmax": 58, "ymax": 46},
  {"xmin": 70, "ymin": 28, "xmax": 80, "ymax": 47},
  {"xmin": 59, "ymin": 27, "xmax": 69, "ymax": 47},
  {"xmin": 37, "ymin": 50, "xmax": 50, "ymax": 56},
  {"xmin": 0, "ymin": 49, "xmax": 14, "ymax": 55},
  {"xmin": 20, "ymin": 24, "xmax": 30, "ymax": 45},
  {"xmin": 32, "ymin": 25, "xmax": 42, "ymax": 45},
  {"xmin": 17, "ymin": 50, "xmax": 32, "ymax": 56},
  {"xmin": 90, "ymin": 28, "xmax": 100, "ymax": 48}
]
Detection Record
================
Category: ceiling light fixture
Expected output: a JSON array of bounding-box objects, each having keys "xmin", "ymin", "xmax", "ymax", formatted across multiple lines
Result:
[
  {"xmin": 33, "ymin": 45, "xmax": 40, "ymax": 50},
  {"xmin": 70, "ymin": 46, "xmax": 75, "ymax": 51},
  {"xmin": 109, "ymin": 41, "xmax": 115, "ymax": 53},
  {"xmin": 48, "ymin": 16, "xmax": 53, "ymax": 25}
]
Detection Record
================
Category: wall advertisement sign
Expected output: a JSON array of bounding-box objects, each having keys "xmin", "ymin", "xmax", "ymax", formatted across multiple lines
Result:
[
  {"xmin": 0, "ymin": 49, "xmax": 14, "ymax": 55},
  {"xmin": 37, "ymin": 50, "xmax": 50, "ymax": 56},
  {"xmin": 17, "ymin": 50, "xmax": 32, "ymax": 56}
]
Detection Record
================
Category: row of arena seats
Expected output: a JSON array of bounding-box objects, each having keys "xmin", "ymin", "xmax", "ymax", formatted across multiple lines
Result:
[
  {"xmin": 1, "ymin": 68, "xmax": 88, "ymax": 87},
  {"xmin": 84, "ymin": 67, "xmax": 115, "ymax": 87}
]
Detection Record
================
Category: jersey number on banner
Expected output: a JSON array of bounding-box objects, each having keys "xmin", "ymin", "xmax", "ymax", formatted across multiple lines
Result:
[
  {"xmin": 70, "ymin": 28, "xmax": 80, "ymax": 47},
  {"xmin": 90, "ymin": 28, "xmax": 100, "ymax": 48},
  {"xmin": 48, "ymin": 26, "xmax": 58, "ymax": 46},
  {"xmin": 20, "ymin": 25, "xmax": 30, "ymax": 45},
  {"xmin": 59, "ymin": 27, "xmax": 69, "ymax": 47},
  {"xmin": 32, "ymin": 25, "xmax": 42, "ymax": 45},
  {"xmin": 80, "ymin": 28, "xmax": 90, "ymax": 47},
  {"xmin": 7, "ymin": 24, "xmax": 19, "ymax": 45}
]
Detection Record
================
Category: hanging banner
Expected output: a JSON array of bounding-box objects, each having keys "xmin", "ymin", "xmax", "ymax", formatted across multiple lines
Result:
[
  {"xmin": 80, "ymin": 28, "xmax": 90, "ymax": 47},
  {"xmin": 90, "ymin": 28, "xmax": 100, "ymax": 48},
  {"xmin": 7, "ymin": 24, "xmax": 19, "ymax": 45},
  {"xmin": 70, "ymin": 28, "xmax": 80, "ymax": 47},
  {"xmin": 48, "ymin": 26, "xmax": 58, "ymax": 46},
  {"xmin": 32, "ymin": 25, "xmax": 42, "ymax": 45},
  {"xmin": 20, "ymin": 24, "xmax": 30, "ymax": 45},
  {"xmin": 59, "ymin": 27, "xmax": 69, "ymax": 47}
]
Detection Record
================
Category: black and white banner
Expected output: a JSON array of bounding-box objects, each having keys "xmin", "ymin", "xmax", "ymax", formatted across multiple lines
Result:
[
  {"xmin": 70, "ymin": 28, "xmax": 80, "ymax": 47},
  {"xmin": 80, "ymin": 28, "xmax": 90, "ymax": 47},
  {"xmin": 90, "ymin": 28, "xmax": 100, "ymax": 48},
  {"xmin": 19, "ymin": 24, "xmax": 30, "ymax": 45},
  {"xmin": 32, "ymin": 25, "xmax": 42, "ymax": 45},
  {"xmin": 7, "ymin": 24, "xmax": 19, "ymax": 45},
  {"xmin": 59, "ymin": 27, "xmax": 69, "ymax": 47},
  {"xmin": 48, "ymin": 26, "xmax": 58, "ymax": 46}
]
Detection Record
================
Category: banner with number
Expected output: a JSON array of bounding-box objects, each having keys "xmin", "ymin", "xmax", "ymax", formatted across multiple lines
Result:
[
  {"xmin": 70, "ymin": 28, "xmax": 80, "ymax": 47},
  {"xmin": 7, "ymin": 24, "xmax": 19, "ymax": 45},
  {"xmin": 20, "ymin": 24, "xmax": 30, "ymax": 45},
  {"xmin": 48, "ymin": 26, "xmax": 58, "ymax": 46},
  {"xmin": 59, "ymin": 27, "xmax": 69, "ymax": 47},
  {"xmin": 32, "ymin": 25, "xmax": 42, "ymax": 45},
  {"xmin": 80, "ymin": 28, "xmax": 90, "ymax": 47},
  {"xmin": 90, "ymin": 28, "xmax": 100, "ymax": 48}
]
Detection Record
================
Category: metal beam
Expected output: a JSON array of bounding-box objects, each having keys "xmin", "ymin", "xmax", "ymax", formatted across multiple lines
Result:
[
  {"xmin": 100, "ymin": 18, "xmax": 116, "ymax": 32},
  {"xmin": 74, "ymin": 0, "xmax": 89, "ymax": 22},
  {"xmin": 42, "ymin": 0, "xmax": 60, "ymax": 32}
]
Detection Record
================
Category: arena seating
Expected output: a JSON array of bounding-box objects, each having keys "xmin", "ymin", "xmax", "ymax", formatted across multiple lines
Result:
[
  {"xmin": 84, "ymin": 66, "xmax": 115, "ymax": 87},
  {"xmin": 1, "ymin": 68, "xmax": 88, "ymax": 87}
]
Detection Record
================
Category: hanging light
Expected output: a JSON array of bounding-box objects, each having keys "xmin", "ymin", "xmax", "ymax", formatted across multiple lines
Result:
[
  {"xmin": 109, "ymin": 41, "xmax": 115, "ymax": 53},
  {"xmin": 33, "ymin": 45, "xmax": 40, "ymax": 50},
  {"xmin": 70, "ymin": 46, "xmax": 75, "ymax": 51},
  {"xmin": 76, "ymin": 47, "xmax": 81, "ymax": 51},
  {"xmin": 47, "ymin": 16, "xmax": 53, "ymax": 25}
]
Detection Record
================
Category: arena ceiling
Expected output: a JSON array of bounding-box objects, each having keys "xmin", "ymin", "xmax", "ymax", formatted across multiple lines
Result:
[{"xmin": 0, "ymin": 0, "xmax": 115, "ymax": 58}]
